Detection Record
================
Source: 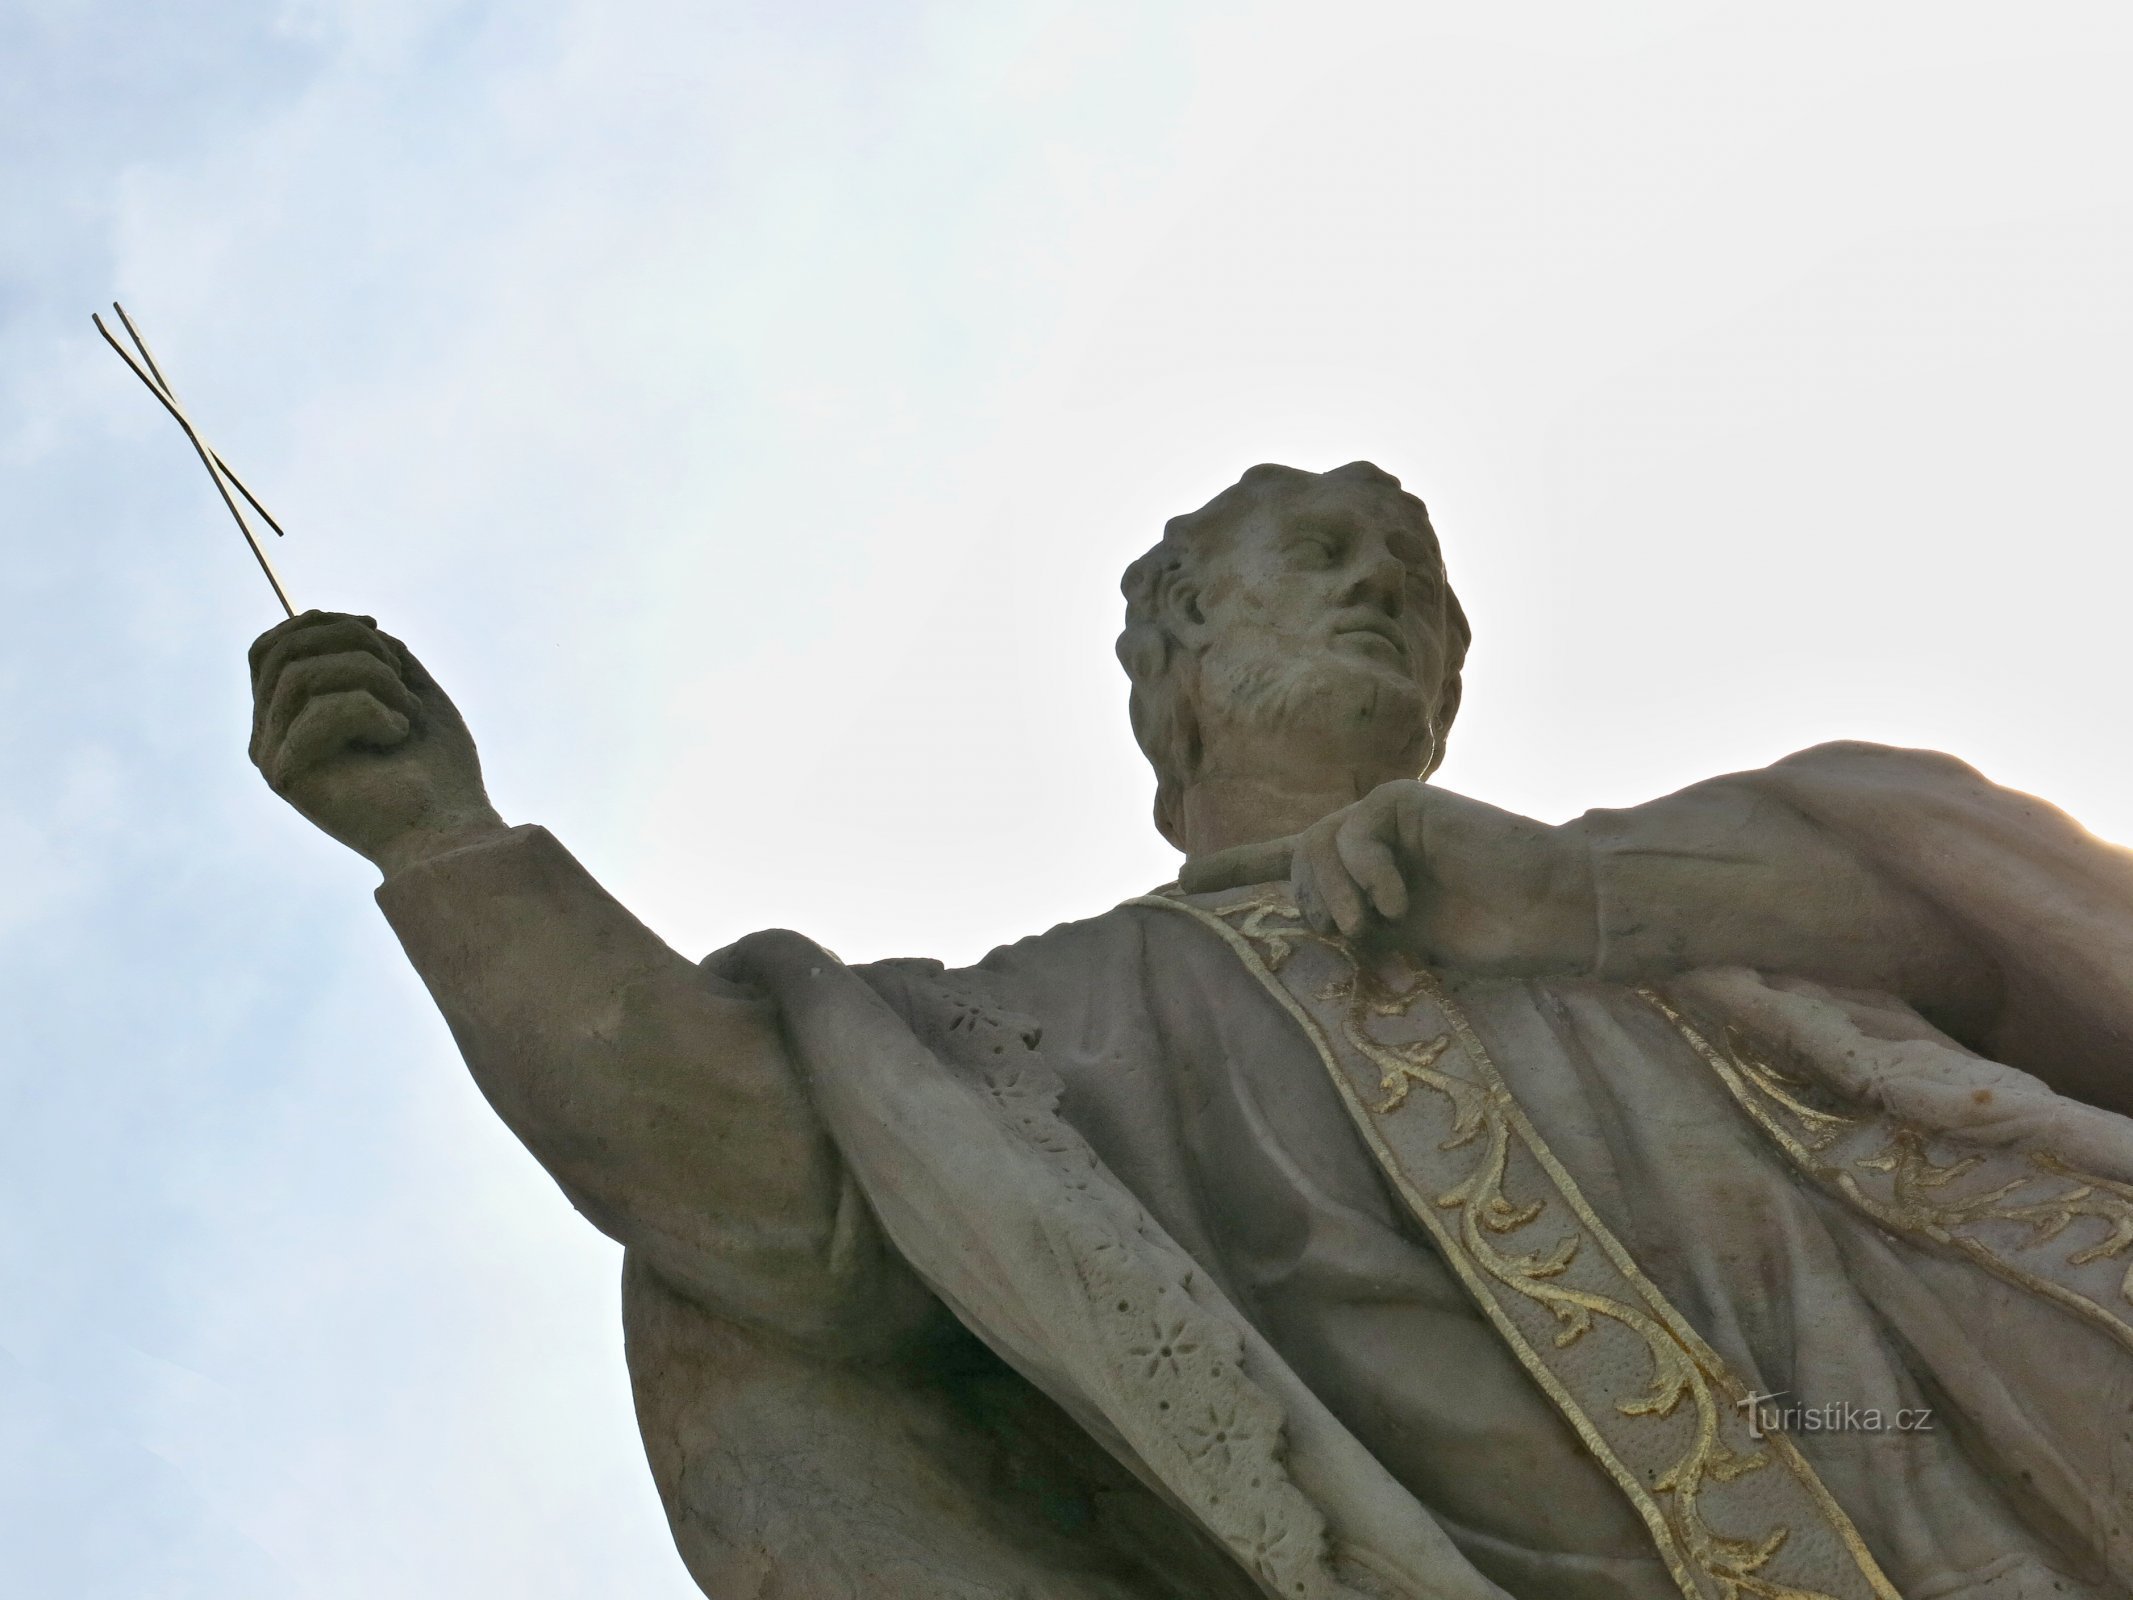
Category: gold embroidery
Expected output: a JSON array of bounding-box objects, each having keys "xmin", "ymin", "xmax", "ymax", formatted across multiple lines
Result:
[
  {"xmin": 1364, "ymin": 1030, "xmax": 1454, "ymax": 1116},
  {"xmin": 1639, "ymin": 989, "xmax": 2133, "ymax": 1351},
  {"xmin": 1315, "ymin": 966, "xmax": 1474, "ymax": 1126},
  {"xmin": 1132, "ymin": 889, "xmax": 1899, "ymax": 1600}
]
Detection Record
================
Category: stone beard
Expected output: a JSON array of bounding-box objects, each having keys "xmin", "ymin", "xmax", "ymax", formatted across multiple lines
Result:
[
  {"xmin": 247, "ymin": 461, "xmax": 2133, "ymax": 1600},
  {"xmin": 1203, "ymin": 644, "xmax": 1434, "ymax": 784}
]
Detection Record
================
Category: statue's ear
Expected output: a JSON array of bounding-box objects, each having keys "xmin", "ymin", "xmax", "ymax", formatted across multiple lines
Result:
[
  {"xmin": 1153, "ymin": 566, "xmax": 1210, "ymax": 653},
  {"xmin": 1168, "ymin": 584, "xmax": 1220, "ymax": 665}
]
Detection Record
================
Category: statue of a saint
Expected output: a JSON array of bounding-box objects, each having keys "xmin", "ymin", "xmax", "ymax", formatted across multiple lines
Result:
[{"xmin": 247, "ymin": 462, "xmax": 2133, "ymax": 1599}]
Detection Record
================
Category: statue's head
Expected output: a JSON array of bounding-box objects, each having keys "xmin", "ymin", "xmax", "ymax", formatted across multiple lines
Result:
[{"xmin": 1117, "ymin": 462, "xmax": 1469, "ymax": 849}]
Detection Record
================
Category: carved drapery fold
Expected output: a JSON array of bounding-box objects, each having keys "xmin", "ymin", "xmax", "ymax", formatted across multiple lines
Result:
[
  {"xmin": 1134, "ymin": 887, "xmax": 1901, "ymax": 1600},
  {"xmin": 1637, "ymin": 989, "xmax": 2133, "ymax": 1355}
]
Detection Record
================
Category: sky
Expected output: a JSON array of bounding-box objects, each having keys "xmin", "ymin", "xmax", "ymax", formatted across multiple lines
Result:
[{"xmin": 5, "ymin": 1, "xmax": 2133, "ymax": 1594}]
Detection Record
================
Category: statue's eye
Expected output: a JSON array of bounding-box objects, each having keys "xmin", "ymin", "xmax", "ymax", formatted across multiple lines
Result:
[{"xmin": 1291, "ymin": 537, "xmax": 1340, "ymax": 568}]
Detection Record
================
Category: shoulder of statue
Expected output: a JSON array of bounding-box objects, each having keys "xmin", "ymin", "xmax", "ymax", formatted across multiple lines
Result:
[{"xmin": 1767, "ymin": 739, "xmax": 1989, "ymax": 786}]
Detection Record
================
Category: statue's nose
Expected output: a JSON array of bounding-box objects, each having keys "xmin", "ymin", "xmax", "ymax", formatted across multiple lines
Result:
[{"xmin": 1342, "ymin": 554, "xmax": 1406, "ymax": 616}]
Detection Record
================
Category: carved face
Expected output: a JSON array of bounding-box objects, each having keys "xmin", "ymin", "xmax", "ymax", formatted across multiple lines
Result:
[{"xmin": 1177, "ymin": 480, "xmax": 1454, "ymax": 792}]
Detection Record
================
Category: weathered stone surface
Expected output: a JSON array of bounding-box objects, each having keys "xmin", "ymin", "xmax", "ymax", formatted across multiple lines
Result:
[{"xmin": 252, "ymin": 463, "xmax": 2133, "ymax": 1598}]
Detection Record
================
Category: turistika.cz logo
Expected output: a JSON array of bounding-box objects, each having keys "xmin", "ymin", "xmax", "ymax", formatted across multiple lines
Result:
[{"xmin": 1738, "ymin": 1391, "xmax": 1934, "ymax": 1439}]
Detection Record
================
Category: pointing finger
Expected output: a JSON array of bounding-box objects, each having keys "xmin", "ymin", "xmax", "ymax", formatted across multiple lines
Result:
[{"xmin": 1180, "ymin": 834, "xmax": 1298, "ymax": 895}]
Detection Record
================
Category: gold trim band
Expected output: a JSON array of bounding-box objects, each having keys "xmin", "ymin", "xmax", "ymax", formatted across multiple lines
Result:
[
  {"xmin": 1132, "ymin": 889, "xmax": 1899, "ymax": 1600},
  {"xmin": 1637, "ymin": 988, "xmax": 2133, "ymax": 1355}
]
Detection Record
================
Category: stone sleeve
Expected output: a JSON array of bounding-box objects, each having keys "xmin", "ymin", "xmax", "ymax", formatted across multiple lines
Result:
[
  {"xmin": 375, "ymin": 824, "xmax": 917, "ymax": 1351},
  {"xmin": 1576, "ymin": 778, "xmax": 2000, "ymax": 1036}
]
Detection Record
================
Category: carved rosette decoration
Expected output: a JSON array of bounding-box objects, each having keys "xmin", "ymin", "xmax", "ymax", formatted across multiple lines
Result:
[
  {"xmin": 911, "ymin": 964, "xmax": 1370, "ymax": 1600},
  {"xmin": 1134, "ymin": 887, "xmax": 1900, "ymax": 1600}
]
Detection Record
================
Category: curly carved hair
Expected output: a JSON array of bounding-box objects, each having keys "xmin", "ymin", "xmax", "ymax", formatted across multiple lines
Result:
[{"xmin": 1116, "ymin": 461, "xmax": 1470, "ymax": 845}]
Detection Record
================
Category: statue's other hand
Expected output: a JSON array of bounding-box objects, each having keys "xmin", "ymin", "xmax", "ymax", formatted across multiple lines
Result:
[
  {"xmin": 1181, "ymin": 780, "xmax": 1597, "ymax": 975},
  {"xmin": 248, "ymin": 610, "xmax": 503, "ymax": 877}
]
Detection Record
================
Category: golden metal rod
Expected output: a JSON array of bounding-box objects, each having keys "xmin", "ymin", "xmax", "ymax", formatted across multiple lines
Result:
[
  {"xmin": 95, "ymin": 304, "xmax": 296, "ymax": 617},
  {"xmin": 107, "ymin": 303, "xmax": 287, "ymax": 537}
]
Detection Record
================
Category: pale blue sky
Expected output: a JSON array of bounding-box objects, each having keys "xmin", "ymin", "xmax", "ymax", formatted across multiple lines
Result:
[{"xmin": 7, "ymin": 2, "xmax": 2133, "ymax": 1594}]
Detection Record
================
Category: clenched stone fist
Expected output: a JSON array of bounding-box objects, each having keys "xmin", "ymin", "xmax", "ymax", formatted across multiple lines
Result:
[{"xmin": 249, "ymin": 610, "xmax": 504, "ymax": 877}]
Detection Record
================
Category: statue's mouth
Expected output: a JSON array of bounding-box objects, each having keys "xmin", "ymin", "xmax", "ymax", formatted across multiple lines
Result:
[{"xmin": 1331, "ymin": 614, "xmax": 1407, "ymax": 661}]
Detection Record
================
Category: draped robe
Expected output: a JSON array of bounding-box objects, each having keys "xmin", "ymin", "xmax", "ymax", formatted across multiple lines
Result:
[{"xmin": 377, "ymin": 743, "xmax": 2133, "ymax": 1599}]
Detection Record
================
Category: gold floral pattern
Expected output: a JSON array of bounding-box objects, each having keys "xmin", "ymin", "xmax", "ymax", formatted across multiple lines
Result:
[
  {"xmin": 1638, "ymin": 989, "xmax": 2133, "ymax": 1353},
  {"xmin": 1133, "ymin": 887, "xmax": 1899, "ymax": 1600}
]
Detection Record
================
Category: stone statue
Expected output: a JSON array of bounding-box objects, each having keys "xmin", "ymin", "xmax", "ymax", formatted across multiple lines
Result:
[{"xmin": 247, "ymin": 462, "xmax": 2133, "ymax": 1599}]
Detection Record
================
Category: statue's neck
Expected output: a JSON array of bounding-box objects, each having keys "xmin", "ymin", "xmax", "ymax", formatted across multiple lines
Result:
[{"xmin": 1175, "ymin": 771, "xmax": 1368, "ymax": 861}]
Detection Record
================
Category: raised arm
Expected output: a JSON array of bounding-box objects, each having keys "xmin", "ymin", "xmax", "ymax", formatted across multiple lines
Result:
[{"xmin": 247, "ymin": 611, "xmax": 925, "ymax": 1351}]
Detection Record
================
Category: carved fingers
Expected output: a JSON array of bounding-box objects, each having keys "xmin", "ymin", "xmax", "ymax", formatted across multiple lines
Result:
[
  {"xmin": 1342, "ymin": 802, "xmax": 1412, "ymax": 922},
  {"xmin": 248, "ymin": 612, "xmax": 416, "ymax": 790},
  {"xmin": 1177, "ymin": 781, "xmax": 1432, "ymax": 940},
  {"xmin": 1180, "ymin": 782, "xmax": 1589, "ymax": 971},
  {"xmin": 1297, "ymin": 784, "xmax": 1424, "ymax": 939},
  {"xmin": 1178, "ymin": 835, "xmax": 1294, "ymax": 895}
]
